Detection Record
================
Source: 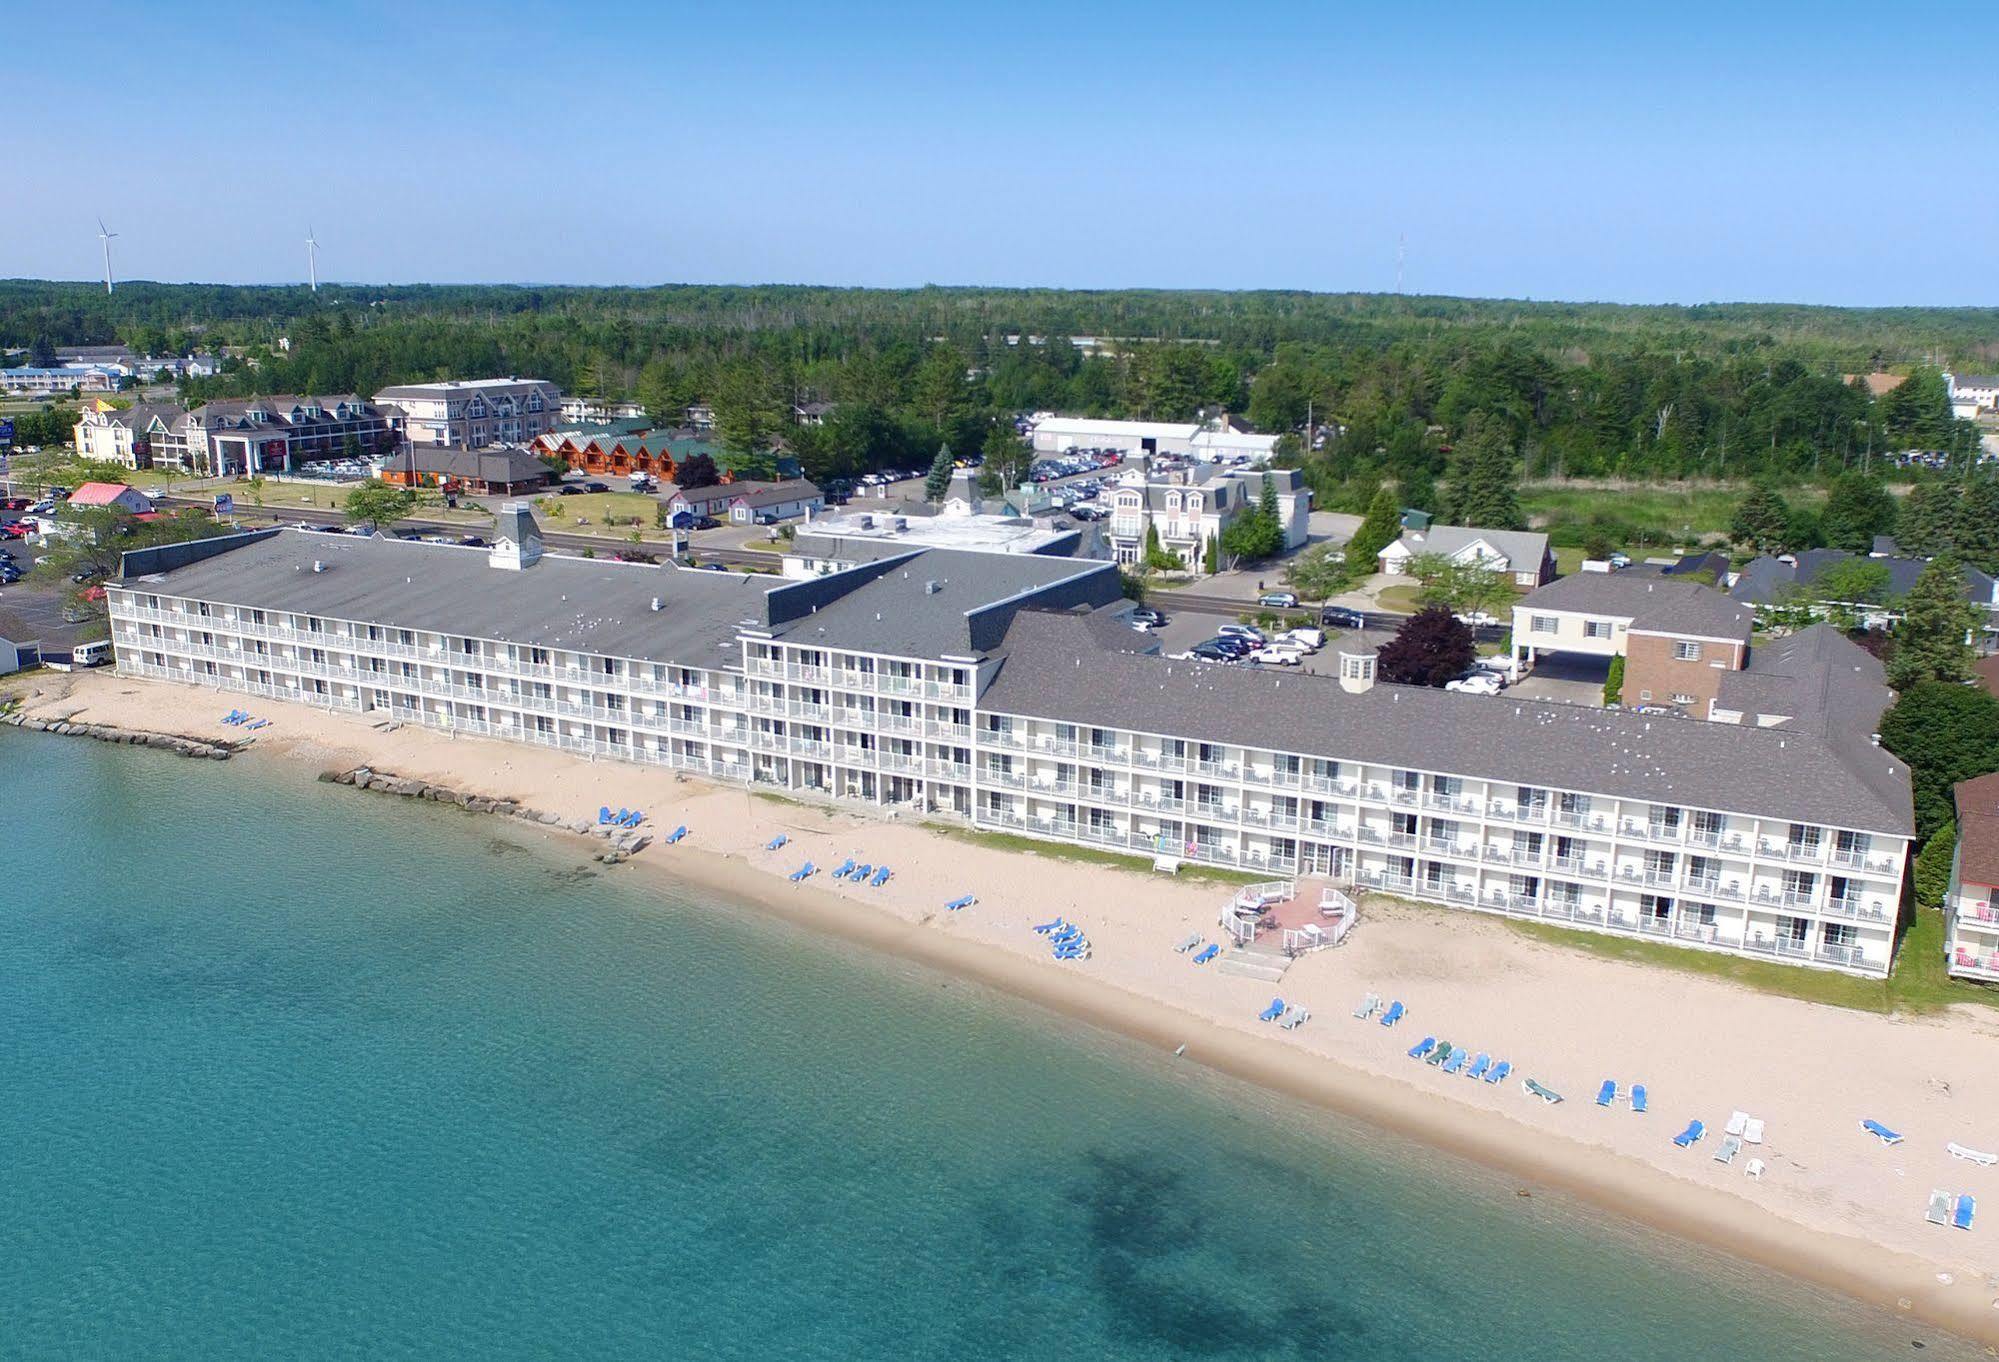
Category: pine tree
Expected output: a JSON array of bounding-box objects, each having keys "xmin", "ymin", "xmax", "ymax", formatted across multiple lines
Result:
[
  {"xmin": 924, "ymin": 443, "xmax": 955, "ymax": 501},
  {"xmin": 1913, "ymin": 820, "xmax": 1956, "ymax": 912},
  {"xmin": 1895, "ymin": 479, "xmax": 1960, "ymax": 557},
  {"xmin": 1730, "ymin": 483, "xmax": 1793, "ymax": 554},
  {"xmin": 1886, "ymin": 553, "xmax": 1979, "ymax": 691},
  {"xmin": 1952, "ymin": 475, "xmax": 1999, "ymax": 574},
  {"xmin": 1445, "ymin": 414, "xmax": 1524, "ymax": 529},
  {"xmin": 1345, "ymin": 484, "xmax": 1404, "ymax": 572},
  {"xmin": 1819, "ymin": 470, "xmax": 1898, "ymax": 552}
]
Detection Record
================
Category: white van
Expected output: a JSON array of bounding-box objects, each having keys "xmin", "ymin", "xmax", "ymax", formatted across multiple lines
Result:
[{"xmin": 67, "ymin": 640, "xmax": 113, "ymax": 668}]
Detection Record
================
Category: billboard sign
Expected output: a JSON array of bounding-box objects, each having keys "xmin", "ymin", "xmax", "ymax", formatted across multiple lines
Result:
[{"xmin": 213, "ymin": 493, "xmax": 235, "ymax": 516}]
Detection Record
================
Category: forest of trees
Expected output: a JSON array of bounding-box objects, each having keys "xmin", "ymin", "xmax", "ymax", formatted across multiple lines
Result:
[{"xmin": 2, "ymin": 280, "xmax": 1991, "ymax": 501}]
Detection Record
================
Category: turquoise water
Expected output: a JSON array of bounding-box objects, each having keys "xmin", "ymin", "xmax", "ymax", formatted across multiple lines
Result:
[{"xmin": 0, "ymin": 728, "xmax": 1974, "ymax": 1359}]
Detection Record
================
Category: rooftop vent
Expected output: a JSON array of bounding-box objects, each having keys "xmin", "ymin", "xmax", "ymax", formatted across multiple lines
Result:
[
  {"xmin": 311, "ymin": 560, "xmax": 326, "ymax": 573},
  {"xmin": 924, "ymin": 580, "xmax": 940, "ymax": 595}
]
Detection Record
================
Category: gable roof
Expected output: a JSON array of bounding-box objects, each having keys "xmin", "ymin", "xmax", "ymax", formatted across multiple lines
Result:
[
  {"xmin": 68, "ymin": 481, "xmax": 145, "ymax": 506},
  {"xmin": 1517, "ymin": 573, "xmax": 1753, "ymax": 641},
  {"xmin": 670, "ymin": 478, "xmax": 821, "ymax": 509},
  {"xmin": 1730, "ymin": 551, "xmax": 1998, "ymax": 611},
  {"xmin": 1954, "ymin": 772, "xmax": 1999, "ymax": 890},
  {"xmin": 1383, "ymin": 523, "xmax": 1548, "ymax": 569}
]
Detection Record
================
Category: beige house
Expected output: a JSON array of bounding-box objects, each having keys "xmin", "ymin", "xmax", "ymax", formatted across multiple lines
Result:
[
  {"xmin": 373, "ymin": 378, "xmax": 562, "ymax": 448},
  {"xmin": 1378, "ymin": 524, "xmax": 1554, "ymax": 588}
]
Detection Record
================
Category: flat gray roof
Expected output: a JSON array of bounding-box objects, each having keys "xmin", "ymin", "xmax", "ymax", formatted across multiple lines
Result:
[{"xmin": 985, "ymin": 612, "xmax": 1911, "ymax": 835}]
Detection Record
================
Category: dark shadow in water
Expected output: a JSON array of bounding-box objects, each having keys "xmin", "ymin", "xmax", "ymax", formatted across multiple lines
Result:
[{"xmin": 1074, "ymin": 1150, "xmax": 1370, "ymax": 1359}]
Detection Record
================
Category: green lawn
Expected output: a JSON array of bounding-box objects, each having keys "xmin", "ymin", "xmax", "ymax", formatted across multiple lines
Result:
[
  {"xmin": 531, "ymin": 491, "xmax": 660, "ymax": 534},
  {"xmin": 1521, "ymin": 480, "xmax": 1828, "ymax": 553},
  {"xmin": 1376, "ymin": 583, "xmax": 1425, "ymax": 613},
  {"xmin": 1503, "ymin": 907, "xmax": 1996, "ymax": 1017}
]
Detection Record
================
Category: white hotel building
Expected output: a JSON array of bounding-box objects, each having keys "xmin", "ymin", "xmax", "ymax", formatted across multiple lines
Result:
[{"xmin": 106, "ymin": 509, "xmax": 1914, "ymax": 978}]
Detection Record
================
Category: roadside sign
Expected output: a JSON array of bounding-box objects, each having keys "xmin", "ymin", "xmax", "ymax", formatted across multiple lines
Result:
[
  {"xmin": 0, "ymin": 418, "xmax": 14, "ymax": 446},
  {"xmin": 213, "ymin": 493, "xmax": 235, "ymax": 516}
]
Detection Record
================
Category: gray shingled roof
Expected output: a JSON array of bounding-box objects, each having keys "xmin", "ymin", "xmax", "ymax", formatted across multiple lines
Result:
[
  {"xmin": 1519, "ymin": 573, "xmax": 1753, "ymax": 640},
  {"xmin": 119, "ymin": 528, "xmax": 767, "ymax": 667},
  {"xmin": 984, "ymin": 612, "xmax": 1911, "ymax": 835},
  {"xmin": 1731, "ymin": 551, "xmax": 1999, "ymax": 612},
  {"xmin": 1385, "ymin": 524, "xmax": 1549, "ymax": 570},
  {"xmin": 763, "ymin": 550, "xmax": 1123, "ymax": 659}
]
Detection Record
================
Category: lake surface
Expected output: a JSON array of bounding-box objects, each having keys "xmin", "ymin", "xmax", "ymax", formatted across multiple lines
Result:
[{"xmin": 0, "ymin": 727, "xmax": 1973, "ymax": 1358}]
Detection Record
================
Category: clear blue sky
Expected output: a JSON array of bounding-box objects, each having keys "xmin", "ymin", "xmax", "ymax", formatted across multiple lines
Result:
[{"xmin": 10, "ymin": 1, "xmax": 1993, "ymax": 306}]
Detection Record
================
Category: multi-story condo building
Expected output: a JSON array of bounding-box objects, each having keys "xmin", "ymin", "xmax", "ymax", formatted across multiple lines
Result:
[
  {"xmin": 74, "ymin": 402, "xmax": 195, "ymax": 468},
  {"xmin": 1104, "ymin": 463, "xmax": 1311, "ymax": 574},
  {"xmin": 1947, "ymin": 773, "xmax": 1999, "ymax": 982},
  {"xmin": 374, "ymin": 378, "xmax": 563, "ymax": 448},
  {"xmin": 182, "ymin": 396, "xmax": 399, "ymax": 476},
  {"xmin": 106, "ymin": 510, "xmax": 1914, "ymax": 978}
]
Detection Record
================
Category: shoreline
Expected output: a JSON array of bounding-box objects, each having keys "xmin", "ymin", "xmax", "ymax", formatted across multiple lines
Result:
[{"xmin": 8, "ymin": 669, "xmax": 1997, "ymax": 1349}]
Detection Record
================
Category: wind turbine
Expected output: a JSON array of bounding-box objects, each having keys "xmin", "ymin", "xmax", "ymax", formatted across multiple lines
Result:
[
  {"xmin": 97, "ymin": 218, "xmax": 118, "ymax": 295},
  {"xmin": 305, "ymin": 225, "xmax": 320, "ymax": 292}
]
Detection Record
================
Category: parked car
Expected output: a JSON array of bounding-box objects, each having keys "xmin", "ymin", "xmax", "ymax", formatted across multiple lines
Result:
[
  {"xmin": 583, "ymin": 481, "xmax": 611, "ymax": 494},
  {"xmin": 1189, "ymin": 642, "xmax": 1238, "ymax": 663},
  {"xmin": 1207, "ymin": 636, "xmax": 1257, "ymax": 658},
  {"xmin": 0, "ymin": 496, "xmax": 27, "ymax": 511},
  {"xmin": 555, "ymin": 485, "xmax": 582, "ymax": 496},
  {"xmin": 1455, "ymin": 611, "xmax": 1502, "ymax": 629},
  {"xmin": 1256, "ymin": 647, "xmax": 1305, "ymax": 667},
  {"xmin": 1279, "ymin": 627, "xmax": 1324, "ymax": 651},
  {"xmin": 1445, "ymin": 674, "xmax": 1502, "ymax": 696},
  {"xmin": 1257, "ymin": 591, "xmax": 1300, "ymax": 609},
  {"xmin": 1608, "ymin": 552, "xmax": 1632, "ymax": 569},
  {"xmin": 1319, "ymin": 606, "xmax": 1365, "ymax": 629},
  {"xmin": 1216, "ymin": 623, "xmax": 1265, "ymax": 644},
  {"xmin": 1129, "ymin": 607, "xmax": 1166, "ymax": 628}
]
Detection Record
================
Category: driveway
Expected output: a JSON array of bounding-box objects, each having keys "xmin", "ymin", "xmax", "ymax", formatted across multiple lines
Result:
[{"xmin": 1512, "ymin": 652, "xmax": 1611, "ymax": 707}]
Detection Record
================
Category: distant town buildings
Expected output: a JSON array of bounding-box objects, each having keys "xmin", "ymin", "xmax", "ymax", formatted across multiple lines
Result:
[
  {"xmin": 373, "ymin": 378, "xmax": 562, "ymax": 448},
  {"xmin": 187, "ymin": 396, "xmax": 398, "ymax": 476},
  {"xmin": 1029, "ymin": 413, "xmax": 1281, "ymax": 464},
  {"xmin": 1946, "ymin": 372, "xmax": 1999, "ymax": 420},
  {"xmin": 1, "ymin": 366, "xmax": 121, "ymax": 395},
  {"xmin": 559, "ymin": 396, "xmax": 647, "ymax": 425}
]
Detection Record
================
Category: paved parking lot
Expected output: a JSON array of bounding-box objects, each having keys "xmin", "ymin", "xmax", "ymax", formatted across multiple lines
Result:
[{"xmin": 1140, "ymin": 609, "xmax": 1345, "ymax": 678}]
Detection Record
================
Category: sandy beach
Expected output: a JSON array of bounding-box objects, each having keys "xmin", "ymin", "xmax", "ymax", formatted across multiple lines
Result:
[{"xmin": 13, "ymin": 667, "xmax": 1999, "ymax": 1347}]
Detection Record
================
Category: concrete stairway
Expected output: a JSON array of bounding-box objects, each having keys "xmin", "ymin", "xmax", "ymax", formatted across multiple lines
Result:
[{"xmin": 1216, "ymin": 949, "xmax": 1289, "ymax": 982}]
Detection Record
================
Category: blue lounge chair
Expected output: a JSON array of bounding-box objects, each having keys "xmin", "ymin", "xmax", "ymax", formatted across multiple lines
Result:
[
  {"xmin": 834, "ymin": 859, "xmax": 856, "ymax": 878},
  {"xmin": 1485, "ymin": 1060, "xmax": 1511, "ymax": 1085},
  {"xmin": 1596, "ymin": 1080, "xmax": 1617, "ymax": 1108},
  {"xmin": 1407, "ymin": 1036, "xmax": 1437, "ymax": 1060},
  {"xmin": 1033, "ymin": 918, "xmax": 1066, "ymax": 934},
  {"xmin": 665, "ymin": 825, "xmax": 688, "ymax": 844},
  {"xmin": 1955, "ymin": 1194, "xmax": 1977, "ymax": 1231},
  {"xmin": 870, "ymin": 866, "xmax": 892, "ymax": 887},
  {"xmin": 850, "ymin": 863, "xmax": 873, "ymax": 881},
  {"xmin": 944, "ymin": 895, "xmax": 975, "ymax": 911},
  {"xmin": 1055, "ymin": 947, "xmax": 1087, "ymax": 961},
  {"xmin": 1192, "ymin": 944, "xmax": 1219, "ymax": 965},
  {"xmin": 1672, "ymin": 1119, "xmax": 1705, "ymax": 1148},
  {"xmin": 766, "ymin": 834, "xmax": 788, "ymax": 851},
  {"xmin": 1861, "ymin": 1119, "xmax": 1903, "ymax": 1145},
  {"xmin": 1379, "ymin": 1000, "xmax": 1405, "ymax": 1028},
  {"xmin": 245, "ymin": 719, "xmax": 269, "ymax": 730},
  {"xmin": 1258, "ymin": 998, "xmax": 1286, "ymax": 1023},
  {"xmin": 788, "ymin": 862, "xmax": 814, "ymax": 883},
  {"xmin": 599, "ymin": 806, "xmax": 613, "ymax": 824},
  {"xmin": 627, "ymin": 810, "xmax": 645, "ymax": 827},
  {"xmin": 1465, "ymin": 1053, "xmax": 1491, "ymax": 1082},
  {"xmin": 1631, "ymin": 1085, "xmax": 1648, "ymax": 1114},
  {"xmin": 613, "ymin": 808, "xmax": 629, "ymax": 824},
  {"xmin": 223, "ymin": 710, "xmax": 244, "ymax": 724},
  {"xmin": 1441, "ymin": 1048, "xmax": 1468, "ymax": 1076},
  {"xmin": 1050, "ymin": 929, "xmax": 1081, "ymax": 947}
]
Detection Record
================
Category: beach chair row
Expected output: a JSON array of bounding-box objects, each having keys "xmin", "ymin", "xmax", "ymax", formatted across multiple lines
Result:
[{"xmin": 1034, "ymin": 918, "xmax": 1090, "ymax": 961}]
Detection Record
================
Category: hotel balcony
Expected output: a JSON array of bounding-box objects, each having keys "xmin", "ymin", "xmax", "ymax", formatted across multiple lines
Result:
[{"xmin": 1951, "ymin": 948, "xmax": 1999, "ymax": 982}]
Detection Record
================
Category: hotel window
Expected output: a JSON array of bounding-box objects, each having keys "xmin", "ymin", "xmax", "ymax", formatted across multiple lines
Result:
[
  {"xmin": 1531, "ymin": 615, "xmax": 1556, "ymax": 634},
  {"xmin": 1673, "ymin": 640, "xmax": 1701, "ymax": 662},
  {"xmin": 1584, "ymin": 620, "xmax": 1612, "ymax": 639}
]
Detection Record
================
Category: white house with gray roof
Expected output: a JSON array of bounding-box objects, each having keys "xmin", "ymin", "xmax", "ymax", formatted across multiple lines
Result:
[
  {"xmin": 1379, "ymin": 524, "xmax": 1554, "ymax": 587},
  {"xmin": 105, "ymin": 506, "xmax": 1911, "ymax": 977}
]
